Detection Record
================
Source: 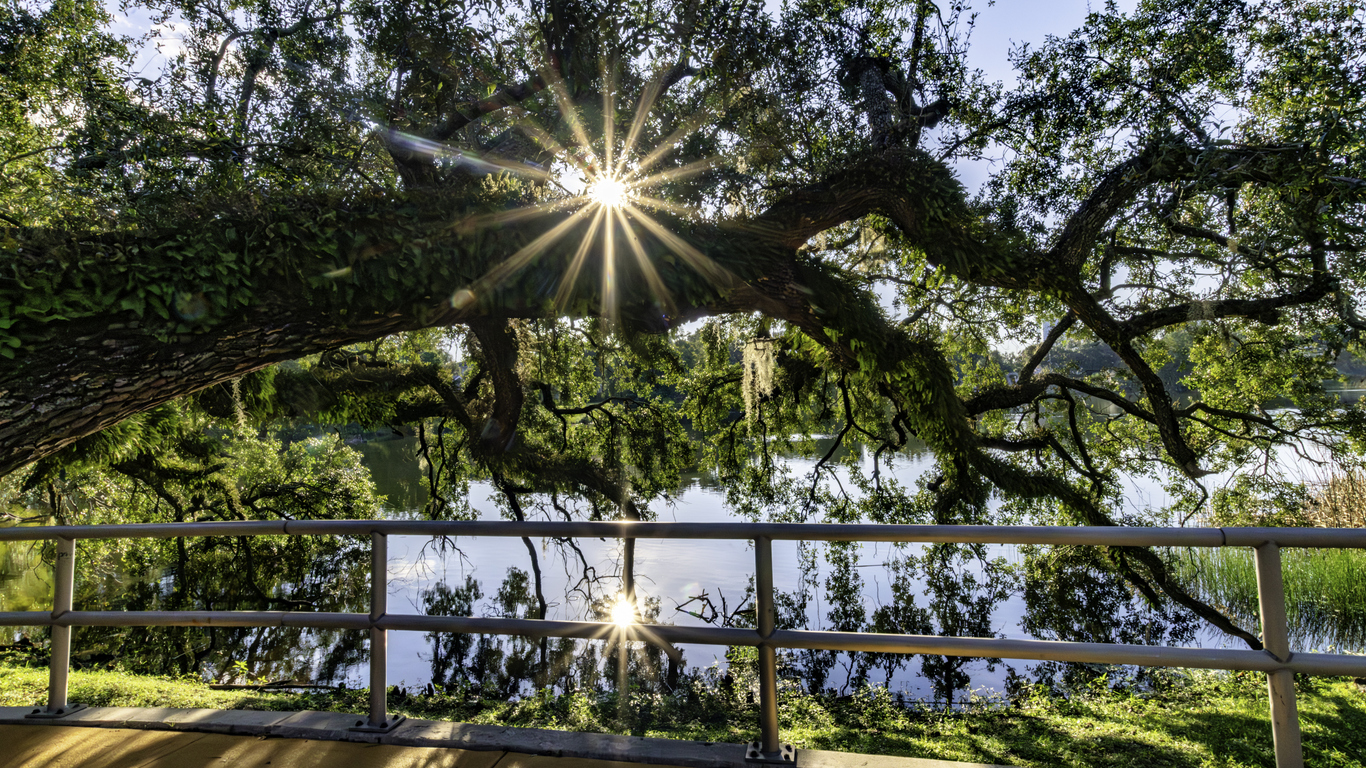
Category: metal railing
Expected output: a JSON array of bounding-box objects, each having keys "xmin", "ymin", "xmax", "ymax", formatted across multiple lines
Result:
[{"xmin": 3, "ymin": 520, "xmax": 1365, "ymax": 767}]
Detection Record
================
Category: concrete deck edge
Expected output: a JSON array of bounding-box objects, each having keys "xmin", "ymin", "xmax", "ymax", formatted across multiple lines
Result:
[{"xmin": 0, "ymin": 706, "xmax": 1004, "ymax": 768}]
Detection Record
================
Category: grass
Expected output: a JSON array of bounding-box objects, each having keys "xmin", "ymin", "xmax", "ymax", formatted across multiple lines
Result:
[
  {"xmin": 1175, "ymin": 548, "xmax": 1366, "ymax": 651},
  {"xmin": 2, "ymin": 662, "xmax": 1364, "ymax": 767}
]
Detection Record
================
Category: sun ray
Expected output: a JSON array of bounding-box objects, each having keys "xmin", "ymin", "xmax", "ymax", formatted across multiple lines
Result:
[
  {"xmin": 628, "ymin": 195, "xmax": 698, "ymax": 218},
  {"xmin": 538, "ymin": 58, "xmax": 597, "ymax": 159},
  {"xmin": 443, "ymin": 58, "xmax": 744, "ymax": 325},
  {"xmin": 625, "ymin": 622, "xmax": 683, "ymax": 667},
  {"xmin": 451, "ymin": 197, "xmax": 583, "ymax": 233},
  {"xmin": 629, "ymin": 156, "xmax": 718, "ymax": 190},
  {"xmin": 615, "ymin": 68, "xmax": 670, "ymax": 178},
  {"xmin": 623, "ymin": 202, "xmax": 736, "ymax": 289},
  {"xmin": 506, "ymin": 109, "xmax": 596, "ymax": 175},
  {"xmin": 600, "ymin": 199, "xmax": 619, "ymax": 323},
  {"xmin": 601, "ymin": 58, "xmax": 616, "ymax": 173},
  {"xmin": 554, "ymin": 205, "xmax": 609, "ymax": 311},
  {"xmin": 464, "ymin": 205, "xmax": 596, "ymax": 302},
  {"xmin": 627, "ymin": 88, "xmax": 745, "ymax": 181},
  {"xmin": 626, "ymin": 107, "xmax": 718, "ymax": 181},
  {"xmin": 380, "ymin": 126, "xmax": 555, "ymax": 181},
  {"xmin": 614, "ymin": 207, "xmax": 676, "ymax": 314}
]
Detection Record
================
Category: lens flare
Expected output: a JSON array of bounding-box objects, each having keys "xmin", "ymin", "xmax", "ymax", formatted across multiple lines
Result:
[
  {"xmin": 611, "ymin": 594, "xmax": 636, "ymax": 626},
  {"xmin": 454, "ymin": 60, "xmax": 738, "ymax": 320},
  {"xmin": 589, "ymin": 176, "xmax": 630, "ymax": 208}
]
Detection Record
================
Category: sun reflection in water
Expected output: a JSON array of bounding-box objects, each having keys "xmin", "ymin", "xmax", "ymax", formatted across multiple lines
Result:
[{"xmin": 611, "ymin": 593, "xmax": 637, "ymax": 627}]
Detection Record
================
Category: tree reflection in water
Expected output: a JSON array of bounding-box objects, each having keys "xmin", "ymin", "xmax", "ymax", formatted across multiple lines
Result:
[
  {"xmin": 1014, "ymin": 544, "xmax": 1198, "ymax": 697},
  {"xmin": 1, "ymin": 430, "xmax": 1354, "ymax": 706}
]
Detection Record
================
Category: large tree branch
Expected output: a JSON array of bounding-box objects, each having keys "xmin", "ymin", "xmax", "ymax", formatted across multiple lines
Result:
[
  {"xmin": 432, "ymin": 75, "xmax": 550, "ymax": 142},
  {"xmin": 1049, "ymin": 142, "xmax": 1322, "ymax": 270},
  {"xmin": 1063, "ymin": 285, "xmax": 1208, "ymax": 477},
  {"xmin": 0, "ymin": 141, "xmax": 1346, "ymax": 487},
  {"xmin": 1018, "ymin": 312, "xmax": 1076, "ymax": 384},
  {"xmin": 1121, "ymin": 278, "xmax": 1332, "ymax": 338},
  {"xmin": 206, "ymin": 30, "xmax": 248, "ymax": 105},
  {"xmin": 467, "ymin": 317, "xmax": 525, "ymax": 454},
  {"xmin": 964, "ymin": 372, "xmax": 1156, "ymax": 424}
]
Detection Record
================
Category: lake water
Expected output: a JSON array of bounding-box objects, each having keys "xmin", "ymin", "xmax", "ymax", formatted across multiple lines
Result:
[
  {"xmin": 1, "ymin": 433, "xmax": 1357, "ymax": 705},
  {"xmin": 352, "ymin": 436, "xmax": 1176, "ymax": 701}
]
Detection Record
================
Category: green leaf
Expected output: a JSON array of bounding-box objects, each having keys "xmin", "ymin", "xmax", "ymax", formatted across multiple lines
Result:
[{"xmin": 120, "ymin": 296, "xmax": 146, "ymax": 317}]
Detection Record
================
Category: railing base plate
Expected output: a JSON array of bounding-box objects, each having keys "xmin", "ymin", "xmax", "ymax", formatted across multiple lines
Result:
[
  {"xmin": 745, "ymin": 742, "xmax": 795, "ymax": 763},
  {"xmin": 26, "ymin": 703, "xmax": 87, "ymax": 720},
  {"xmin": 348, "ymin": 715, "xmax": 405, "ymax": 733}
]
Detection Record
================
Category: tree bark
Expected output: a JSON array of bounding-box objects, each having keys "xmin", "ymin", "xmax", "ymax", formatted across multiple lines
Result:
[
  {"xmin": 0, "ymin": 141, "xmax": 1339, "ymax": 484},
  {"xmin": 0, "ymin": 303, "xmax": 461, "ymax": 477}
]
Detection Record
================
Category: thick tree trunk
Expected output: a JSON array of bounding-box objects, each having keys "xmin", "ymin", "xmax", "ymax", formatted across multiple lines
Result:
[
  {"xmin": 0, "ymin": 152, "xmax": 926, "ymax": 476},
  {"xmin": 0, "ymin": 143, "xmax": 1319, "ymax": 482},
  {"xmin": 0, "ymin": 303, "xmax": 460, "ymax": 477}
]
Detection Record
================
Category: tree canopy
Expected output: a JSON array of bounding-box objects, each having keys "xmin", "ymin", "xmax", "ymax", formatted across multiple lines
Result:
[{"xmin": 3, "ymin": 0, "xmax": 1366, "ymax": 653}]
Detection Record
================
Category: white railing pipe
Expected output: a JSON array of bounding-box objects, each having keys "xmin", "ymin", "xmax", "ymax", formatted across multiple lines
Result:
[
  {"xmin": 1256, "ymin": 542, "xmax": 1302, "ymax": 768},
  {"xmin": 4, "ymin": 520, "xmax": 1362, "ymax": 768}
]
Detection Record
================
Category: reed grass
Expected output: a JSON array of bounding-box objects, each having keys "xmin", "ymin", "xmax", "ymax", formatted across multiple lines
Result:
[{"xmin": 1175, "ymin": 547, "xmax": 1366, "ymax": 651}]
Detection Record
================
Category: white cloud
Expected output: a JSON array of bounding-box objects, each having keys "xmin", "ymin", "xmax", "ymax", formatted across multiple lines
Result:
[{"xmin": 151, "ymin": 21, "xmax": 187, "ymax": 61}]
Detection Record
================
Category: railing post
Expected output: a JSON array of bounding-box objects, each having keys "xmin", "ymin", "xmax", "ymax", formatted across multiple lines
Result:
[
  {"xmin": 618, "ymin": 537, "xmax": 636, "ymax": 720},
  {"xmin": 48, "ymin": 536, "xmax": 75, "ymax": 712},
  {"xmin": 28, "ymin": 535, "xmax": 84, "ymax": 719},
  {"xmin": 349, "ymin": 530, "xmax": 402, "ymax": 732},
  {"xmin": 369, "ymin": 531, "xmax": 388, "ymax": 726},
  {"xmin": 747, "ymin": 536, "xmax": 791, "ymax": 763},
  {"xmin": 1255, "ymin": 541, "xmax": 1302, "ymax": 768}
]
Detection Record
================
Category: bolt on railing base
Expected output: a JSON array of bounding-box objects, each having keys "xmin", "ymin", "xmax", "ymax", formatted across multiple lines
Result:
[
  {"xmin": 745, "ymin": 742, "xmax": 796, "ymax": 764},
  {"xmin": 348, "ymin": 714, "xmax": 406, "ymax": 734},
  {"xmin": 25, "ymin": 703, "xmax": 87, "ymax": 720}
]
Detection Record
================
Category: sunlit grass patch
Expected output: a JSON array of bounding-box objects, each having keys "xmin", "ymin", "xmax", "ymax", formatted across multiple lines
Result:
[{"xmin": 1, "ymin": 663, "xmax": 1363, "ymax": 767}]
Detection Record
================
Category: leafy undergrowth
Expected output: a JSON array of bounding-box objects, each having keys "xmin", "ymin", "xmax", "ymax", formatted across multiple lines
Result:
[{"xmin": 2, "ymin": 663, "xmax": 1364, "ymax": 767}]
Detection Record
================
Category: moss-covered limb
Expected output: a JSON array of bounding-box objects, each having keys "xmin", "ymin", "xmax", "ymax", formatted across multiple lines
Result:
[
  {"xmin": 732, "ymin": 142, "xmax": 1345, "ymax": 296},
  {"xmin": 0, "ymin": 135, "xmax": 1351, "ymax": 480},
  {"xmin": 0, "ymin": 662, "xmax": 1362, "ymax": 767},
  {"xmin": 1047, "ymin": 141, "xmax": 1350, "ymax": 271},
  {"xmin": 0, "ymin": 302, "xmax": 444, "ymax": 478},
  {"xmin": 963, "ymin": 374, "xmax": 1156, "ymax": 422},
  {"xmin": 0, "ymin": 192, "xmax": 710, "ymax": 474},
  {"xmin": 867, "ymin": 140, "xmax": 1358, "ymax": 478}
]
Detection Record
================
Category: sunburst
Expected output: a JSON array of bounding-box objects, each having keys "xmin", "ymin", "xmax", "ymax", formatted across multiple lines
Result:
[
  {"xmin": 433, "ymin": 60, "xmax": 734, "ymax": 322},
  {"xmin": 588, "ymin": 176, "xmax": 631, "ymax": 208},
  {"xmin": 610, "ymin": 592, "xmax": 637, "ymax": 626}
]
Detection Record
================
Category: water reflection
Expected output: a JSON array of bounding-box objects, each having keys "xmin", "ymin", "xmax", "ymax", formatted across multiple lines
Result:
[
  {"xmin": 3, "ymin": 432, "xmax": 1363, "ymax": 706},
  {"xmin": 1017, "ymin": 544, "xmax": 1198, "ymax": 695}
]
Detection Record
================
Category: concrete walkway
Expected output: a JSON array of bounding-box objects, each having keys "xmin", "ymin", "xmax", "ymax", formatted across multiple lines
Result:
[{"xmin": 0, "ymin": 707, "xmax": 1004, "ymax": 768}]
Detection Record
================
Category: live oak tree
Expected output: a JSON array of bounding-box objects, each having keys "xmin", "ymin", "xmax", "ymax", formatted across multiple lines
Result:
[{"xmin": 3, "ymin": 0, "xmax": 1365, "ymax": 663}]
